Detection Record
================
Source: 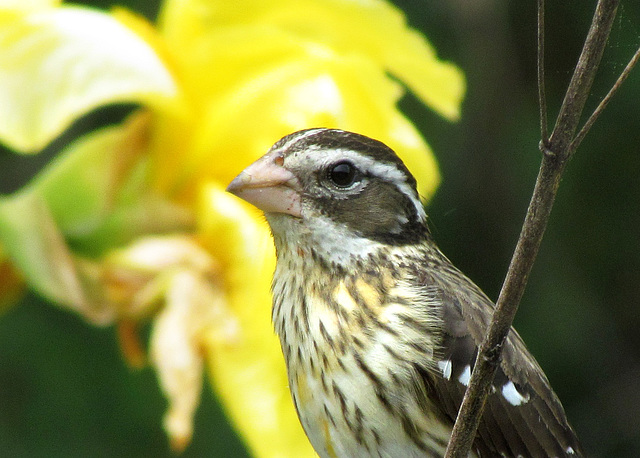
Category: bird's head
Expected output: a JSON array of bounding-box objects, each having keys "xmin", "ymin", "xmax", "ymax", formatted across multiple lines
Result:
[{"xmin": 227, "ymin": 129, "xmax": 430, "ymax": 264}]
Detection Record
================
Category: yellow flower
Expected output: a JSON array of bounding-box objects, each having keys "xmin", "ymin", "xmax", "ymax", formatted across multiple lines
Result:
[{"xmin": 0, "ymin": 0, "xmax": 464, "ymax": 456}]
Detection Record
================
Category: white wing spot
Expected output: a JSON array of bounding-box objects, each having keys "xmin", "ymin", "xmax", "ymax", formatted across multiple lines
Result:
[
  {"xmin": 438, "ymin": 360, "xmax": 452, "ymax": 380},
  {"xmin": 458, "ymin": 365, "xmax": 471, "ymax": 386},
  {"xmin": 501, "ymin": 381, "xmax": 530, "ymax": 406},
  {"xmin": 566, "ymin": 446, "xmax": 575, "ymax": 454}
]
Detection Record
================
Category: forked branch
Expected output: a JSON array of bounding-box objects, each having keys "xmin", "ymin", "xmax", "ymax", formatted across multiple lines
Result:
[{"xmin": 445, "ymin": 0, "xmax": 639, "ymax": 456}]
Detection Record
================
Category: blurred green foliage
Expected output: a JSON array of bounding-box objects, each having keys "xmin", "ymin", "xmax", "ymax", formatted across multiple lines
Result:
[{"xmin": 1, "ymin": 1, "xmax": 639, "ymax": 456}]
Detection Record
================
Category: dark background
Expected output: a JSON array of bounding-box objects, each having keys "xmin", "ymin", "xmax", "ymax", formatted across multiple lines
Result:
[{"xmin": 1, "ymin": 1, "xmax": 639, "ymax": 456}]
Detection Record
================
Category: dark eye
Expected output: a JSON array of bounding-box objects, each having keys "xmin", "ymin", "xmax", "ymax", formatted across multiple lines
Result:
[{"xmin": 328, "ymin": 161, "xmax": 358, "ymax": 188}]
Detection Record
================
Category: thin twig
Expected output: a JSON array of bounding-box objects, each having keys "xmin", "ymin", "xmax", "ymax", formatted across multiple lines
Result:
[
  {"xmin": 538, "ymin": 0, "xmax": 549, "ymax": 143},
  {"xmin": 444, "ymin": 1, "xmax": 621, "ymax": 457},
  {"xmin": 570, "ymin": 45, "xmax": 640, "ymax": 153},
  {"xmin": 549, "ymin": 0, "xmax": 620, "ymax": 153}
]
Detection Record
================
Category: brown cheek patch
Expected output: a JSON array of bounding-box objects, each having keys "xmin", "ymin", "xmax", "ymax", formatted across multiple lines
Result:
[{"xmin": 325, "ymin": 181, "xmax": 411, "ymax": 237}]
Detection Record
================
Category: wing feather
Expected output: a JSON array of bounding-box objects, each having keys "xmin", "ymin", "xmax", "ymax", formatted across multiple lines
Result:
[{"xmin": 413, "ymin": 254, "xmax": 584, "ymax": 457}]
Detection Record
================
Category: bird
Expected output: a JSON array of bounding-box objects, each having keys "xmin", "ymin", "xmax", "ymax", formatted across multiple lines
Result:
[{"xmin": 226, "ymin": 128, "xmax": 584, "ymax": 457}]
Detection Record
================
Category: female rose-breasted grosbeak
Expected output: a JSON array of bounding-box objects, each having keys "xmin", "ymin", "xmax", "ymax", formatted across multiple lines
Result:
[{"xmin": 227, "ymin": 129, "xmax": 584, "ymax": 457}]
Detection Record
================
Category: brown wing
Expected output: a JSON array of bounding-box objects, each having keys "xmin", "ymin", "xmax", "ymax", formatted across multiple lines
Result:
[{"xmin": 416, "ymin": 259, "xmax": 584, "ymax": 457}]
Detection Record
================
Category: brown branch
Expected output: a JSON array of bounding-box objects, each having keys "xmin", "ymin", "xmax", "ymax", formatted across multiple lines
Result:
[
  {"xmin": 538, "ymin": 0, "xmax": 549, "ymax": 143},
  {"xmin": 571, "ymin": 44, "xmax": 640, "ymax": 153},
  {"xmin": 444, "ymin": 1, "xmax": 622, "ymax": 456},
  {"xmin": 548, "ymin": 0, "xmax": 619, "ymax": 153}
]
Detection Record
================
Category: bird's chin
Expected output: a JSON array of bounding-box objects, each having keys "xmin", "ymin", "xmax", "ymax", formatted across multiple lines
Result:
[{"xmin": 265, "ymin": 211, "xmax": 307, "ymax": 250}]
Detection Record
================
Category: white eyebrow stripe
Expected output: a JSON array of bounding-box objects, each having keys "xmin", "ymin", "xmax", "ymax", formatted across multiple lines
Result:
[{"xmin": 315, "ymin": 148, "xmax": 427, "ymax": 223}]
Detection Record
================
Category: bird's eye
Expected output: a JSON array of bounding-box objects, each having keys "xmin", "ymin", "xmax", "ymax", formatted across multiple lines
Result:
[{"xmin": 328, "ymin": 161, "xmax": 358, "ymax": 188}]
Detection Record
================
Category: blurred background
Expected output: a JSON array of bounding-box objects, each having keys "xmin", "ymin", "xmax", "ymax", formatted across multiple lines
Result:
[{"xmin": 1, "ymin": 0, "xmax": 639, "ymax": 456}]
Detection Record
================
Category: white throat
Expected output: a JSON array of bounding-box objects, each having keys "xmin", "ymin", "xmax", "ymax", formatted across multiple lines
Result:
[
  {"xmin": 267, "ymin": 212, "xmax": 384, "ymax": 268},
  {"xmin": 307, "ymin": 214, "xmax": 382, "ymax": 265}
]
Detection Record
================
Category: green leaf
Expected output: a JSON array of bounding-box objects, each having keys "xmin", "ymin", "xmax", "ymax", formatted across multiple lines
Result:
[
  {"xmin": 29, "ymin": 124, "xmax": 134, "ymax": 237},
  {"xmin": 15, "ymin": 115, "xmax": 194, "ymax": 255},
  {"xmin": 0, "ymin": 190, "xmax": 88, "ymax": 311}
]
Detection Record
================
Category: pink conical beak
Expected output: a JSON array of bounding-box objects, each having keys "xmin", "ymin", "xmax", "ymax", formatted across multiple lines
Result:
[{"xmin": 226, "ymin": 150, "xmax": 302, "ymax": 217}]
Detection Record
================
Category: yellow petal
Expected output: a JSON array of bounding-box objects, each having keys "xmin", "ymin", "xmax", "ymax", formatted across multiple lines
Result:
[
  {"xmin": 150, "ymin": 269, "xmax": 207, "ymax": 453},
  {"xmin": 158, "ymin": 0, "xmax": 464, "ymax": 120},
  {"xmin": 152, "ymin": 0, "xmax": 449, "ymax": 200},
  {"xmin": 198, "ymin": 184, "xmax": 315, "ymax": 458},
  {"xmin": 104, "ymin": 234, "xmax": 238, "ymax": 451},
  {"xmin": 170, "ymin": 48, "xmax": 438, "ymax": 201},
  {"xmin": 0, "ymin": 0, "xmax": 60, "ymax": 11},
  {"xmin": 0, "ymin": 6, "xmax": 179, "ymax": 152},
  {"xmin": 264, "ymin": 0, "xmax": 465, "ymax": 120},
  {"xmin": 379, "ymin": 112, "xmax": 441, "ymax": 203}
]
